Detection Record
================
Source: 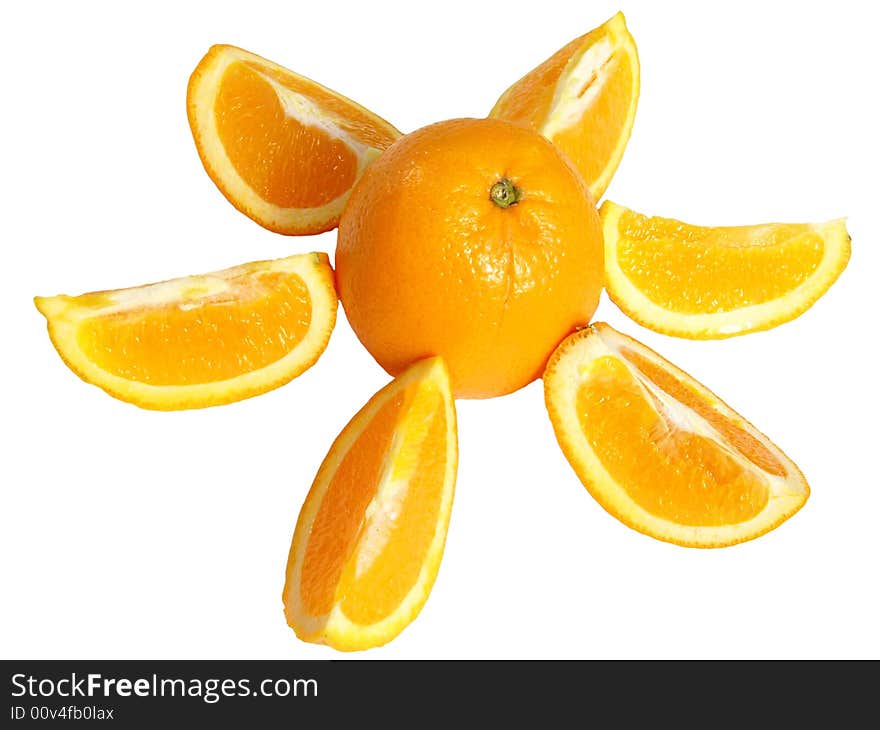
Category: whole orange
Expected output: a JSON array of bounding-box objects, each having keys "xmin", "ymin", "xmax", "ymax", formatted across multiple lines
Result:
[{"xmin": 335, "ymin": 117, "xmax": 603, "ymax": 399}]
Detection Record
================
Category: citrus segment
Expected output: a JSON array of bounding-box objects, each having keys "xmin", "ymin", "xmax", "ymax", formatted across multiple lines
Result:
[
  {"xmin": 601, "ymin": 201, "xmax": 851, "ymax": 338},
  {"xmin": 35, "ymin": 253, "xmax": 337, "ymax": 410},
  {"xmin": 188, "ymin": 44, "xmax": 401, "ymax": 234},
  {"xmin": 490, "ymin": 12, "xmax": 639, "ymax": 201},
  {"xmin": 284, "ymin": 357, "xmax": 457, "ymax": 651},
  {"xmin": 544, "ymin": 323, "xmax": 809, "ymax": 547}
]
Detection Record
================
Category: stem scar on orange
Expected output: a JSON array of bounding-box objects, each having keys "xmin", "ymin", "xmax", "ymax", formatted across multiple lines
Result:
[{"xmin": 335, "ymin": 117, "xmax": 604, "ymax": 399}]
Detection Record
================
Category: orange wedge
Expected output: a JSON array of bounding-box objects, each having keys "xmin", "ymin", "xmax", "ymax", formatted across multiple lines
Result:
[
  {"xmin": 544, "ymin": 323, "xmax": 809, "ymax": 548},
  {"xmin": 35, "ymin": 253, "xmax": 337, "ymax": 410},
  {"xmin": 601, "ymin": 201, "xmax": 851, "ymax": 338},
  {"xmin": 489, "ymin": 12, "xmax": 639, "ymax": 201},
  {"xmin": 283, "ymin": 357, "xmax": 457, "ymax": 651},
  {"xmin": 187, "ymin": 45, "xmax": 401, "ymax": 235}
]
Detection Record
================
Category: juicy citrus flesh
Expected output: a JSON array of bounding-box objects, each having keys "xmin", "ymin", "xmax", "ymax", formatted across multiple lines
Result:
[
  {"xmin": 35, "ymin": 253, "xmax": 337, "ymax": 410},
  {"xmin": 544, "ymin": 323, "xmax": 809, "ymax": 547},
  {"xmin": 188, "ymin": 44, "xmax": 401, "ymax": 234},
  {"xmin": 601, "ymin": 201, "xmax": 851, "ymax": 338},
  {"xmin": 336, "ymin": 117, "xmax": 604, "ymax": 399},
  {"xmin": 76, "ymin": 272, "xmax": 311, "ymax": 385},
  {"xmin": 284, "ymin": 357, "xmax": 457, "ymax": 651},
  {"xmin": 215, "ymin": 62, "xmax": 358, "ymax": 209},
  {"xmin": 490, "ymin": 12, "xmax": 639, "ymax": 201}
]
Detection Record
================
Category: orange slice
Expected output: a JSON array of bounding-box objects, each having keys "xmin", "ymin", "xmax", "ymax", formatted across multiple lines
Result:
[
  {"xmin": 544, "ymin": 323, "xmax": 809, "ymax": 548},
  {"xmin": 489, "ymin": 12, "xmax": 639, "ymax": 201},
  {"xmin": 601, "ymin": 201, "xmax": 851, "ymax": 338},
  {"xmin": 283, "ymin": 357, "xmax": 457, "ymax": 651},
  {"xmin": 187, "ymin": 45, "xmax": 401, "ymax": 235},
  {"xmin": 35, "ymin": 253, "xmax": 337, "ymax": 410}
]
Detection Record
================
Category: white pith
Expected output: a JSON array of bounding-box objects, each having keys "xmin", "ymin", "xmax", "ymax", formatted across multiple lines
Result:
[
  {"xmin": 536, "ymin": 13, "xmax": 639, "ymax": 200},
  {"xmin": 542, "ymin": 36, "xmax": 616, "ymax": 140}
]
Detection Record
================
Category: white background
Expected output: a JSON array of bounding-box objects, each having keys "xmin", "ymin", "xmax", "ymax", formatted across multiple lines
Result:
[{"xmin": 2, "ymin": 0, "xmax": 878, "ymax": 659}]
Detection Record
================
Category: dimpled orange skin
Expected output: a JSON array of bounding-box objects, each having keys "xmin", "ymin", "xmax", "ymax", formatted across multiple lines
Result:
[{"xmin": 336, "ymin": 118, "xmax": 604, "ymax": 399}]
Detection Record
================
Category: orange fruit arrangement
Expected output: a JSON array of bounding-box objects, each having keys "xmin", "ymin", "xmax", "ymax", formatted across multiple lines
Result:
[{"xmin": 35, "ymin": 12, "xmax": 850, "ymax": 651}]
